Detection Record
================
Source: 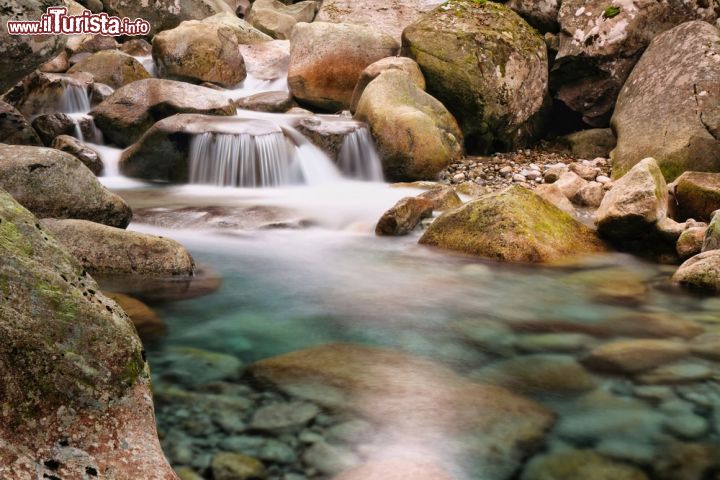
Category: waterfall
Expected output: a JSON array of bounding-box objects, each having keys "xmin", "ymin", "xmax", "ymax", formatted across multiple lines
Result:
[
  {"xmin": 66, "ymin": 112, "xmax": 103, "ymax": 144},
  {"xmin": 189, "ymin": 132, "xmax": 302, "ymax": 187},
  {"xmin": 188, "ymin": 127, "xmax": 342, "ymax": 188},
  {"xmin": 58, "ymin": 83, "xmax": 92, "ymax": 113},
  {"xmin": 338, "ymin": 127, "xmax": 385, "ymax": 182}
]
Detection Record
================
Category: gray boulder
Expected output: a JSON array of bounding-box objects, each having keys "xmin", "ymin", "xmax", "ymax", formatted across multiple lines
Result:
[
  {"xmin": 612, "ymin": 21, "xmax": 720, "ymax": 180},
  {"xmin": 0, "ymin": 100, "xmax": 41, "ymax": 146},
  {"xmin": 0, "ymin": 144, "xmax": 131, "ymax": 227},
  {"xmin": 673, "ymin": 250, "xmax": 720, "ymax": 292},
  {"xmin": 551, "ymin": 0, "xmax": 718, "ymax": 127}
]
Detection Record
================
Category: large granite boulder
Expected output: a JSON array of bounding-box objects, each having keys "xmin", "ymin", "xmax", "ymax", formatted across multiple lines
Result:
[
  {"xmin": 247, "ymin": 0, "xmax": 317, "ymax": 39},
  {"xmin": 90, "ymin": 79, "xmax": 236, "ymax": 147},
  {"xmin": 153, "ymin": 20, "xmax": 247, "ymax": 88},
  {"xmin": 403, "ymin": 0, "xmax": 548, "ymax": 153},
  {"xmin": 315, "ymin": 0, "xmax": 445, "ymax": 41},
  {"xmin": 420, "ymin": 185, "xmax": 605, "ymax": 263},
  {"xmin": 671, "ymin": 172, "xmax": 720, "ymax": 222},
  {"xmin": 0, "ymin": 189, "xmax": 175, "ymax": 479},
  {"xmin": 102, "ymin": 0, "xmax": 234, "ymax": 34},
  {"xmin": 0, "ymin": 0, "xmax": 67, "ymax": 94},
  {"xmin": 67, "ymin": 50, "xmax": 151, "ymax": 89},
  {"xmin": 551, "ymin": 1, "xmax": 718, "ymax": 128},
  {"xmin": 354, "ymin": 70, "xmax": 463, "ymax": 181},
  {"xmin": 51, "ymin": 134, "xmax": 103, "ymax": 175},
  {"xmin": 673, "ymin": 250, "xmax": 720, "ymax": 292},
  {"xmin": 248, "ymin": 343, "xmax": 554, "ymax": 480},
  {"xmin": 41, "ymin": 219, "xmax": 195, "ymax": 277},
  {"xmin": 612, "ymin": 21, "xmax": 720, "ymax": 180},
  {"xmin": 288, "ymin": 22, "xmax": 399, "ymax": 111},
  {"xmin": 0, "ymin": 144, "xmax": 131, "ymax": 227},
  {"xmin": 595, "ymin": 158, "xmax": 670, "ymax": 250},
  {"xmin": 0, "ymin": 100, "xmax": 42, "ymax": 146}
]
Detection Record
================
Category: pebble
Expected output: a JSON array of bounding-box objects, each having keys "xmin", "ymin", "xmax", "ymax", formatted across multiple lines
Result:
[
  {"xmin": 250, "ymin": 401, "xmax": 320, "ymax": 433},
  {"xmin": 636, "ymin": 362, "xmax": 713, "ymax": 385},
  {"xmin": 302, "ymin": 442, "xmax": 360, "ymax": 476},
  {"xmin": 665, "ymin": 413, "xmax": 709, "ymax": 439}
]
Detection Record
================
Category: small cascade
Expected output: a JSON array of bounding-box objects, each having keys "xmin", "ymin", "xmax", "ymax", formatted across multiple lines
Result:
[
  {"xmin": 66, "ymin": 112, "xmax": 103, "ymax": 144},
  {"xmin": 224, "ymin": 73, "xmax": 289, "ymax": 101},
  {"xmin": 338, "ymin": 127, "xmax": 385, "ymax": 182},
  {"xmin": 58, "ymin": 82, "xmax": 92, "ymax": 113},
  {"xmin": 189, "ymin": 132, "xmax": 302, "ymax": 187}
]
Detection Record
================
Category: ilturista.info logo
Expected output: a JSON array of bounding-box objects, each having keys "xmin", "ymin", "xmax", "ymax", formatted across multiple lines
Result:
[{"xmin": 6, "ymin": 7, "xmax": 150, "ymax": 36}]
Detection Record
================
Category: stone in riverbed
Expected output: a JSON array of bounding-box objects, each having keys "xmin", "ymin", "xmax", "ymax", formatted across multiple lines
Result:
[
  {"xmin": 582, "ymin": 339, "xmax": 690, "ymax": 374},
  {"xmin": 153, "ymin": 20, "xmax": 247, "ymax": 88},
  {"xmin": 554, "ymin": 171, "xmax": 587, "ymax": 200},
  {"xmin": 677, "ymin": 227, "xmax": 708, "ymax": 260},
  {"xmin": 247, "ymin": 0, "xmax": 317, "ymax": 40},
  {"xmin": 247, "ymin": 343, "xmax": 555, "ymax": 480},
  {"xmin": 0, "ymin": 144, "xmax": 131, "ymax": 227},
  {"xmin": 90, "ymin": 79, "xmax": 236, "ymax": 147},
  {"xmin": 375, "ymin": 196, "xmax": 434, "ymax": 236},
  {"xmin": 2, "ymin": 71, "xmax": 96, "ymax": 119},
  {"xmin": 671, "ymin": 172, "xmax": 720, "ymax": 223},
  {"xmin": 350, "ymin": 56, "xmax": 426, "ymax": 113},
  {"xmin": 572, "ymin": 181, "xmax": 605, "ymax": 208},
  {"xmin": 288, "ymin": 22, "xmax": 399, "ymax": 111},
  {"xmin": 67, "ymin": 50, "xmax": 151, "ymax": 89},
  {"xmin": 595, "ymin": 158, "xmax": 671, "ymax": 252},
  {"xmin": 236, "ymin": 91, "xmax": 297, "ymax": 113},
  {"xmin": 0, "ymin": 189, "xmax": 174, "ymax": 478},
  {"xmin": 203, "ymin": 11, "xmax": 274, "ymax": 44},
  {"xmin": 50, "ymin": 134, "xmax": 103, "ymax": 175},
  {"xmin": 636, "ymin": 362, "xmax": 713, "ymax": 386},
  {"xmin": 355, "ymin": 70, "xmax": 463, "ymax": 181},
  {"xmin": 689, "ymin": 333, "xmax": 720, "ymax": 361},
  {"xmin": 546, "ymin": 128, "xmax": 616, "ymax": 160},
  {"xmin": 702, "ymin": 211, "xmax": 720, "ymax": 251},
  {"xmin": 535, "ymin": 183, "xmax": 575, "ymax": 214},
  {"xmin": 334, "ymin": 459, "xmax": 454, "ymax": 480},
  {"xmin": 402, "ymin": 0, "xmax": 548, "ymax": 152},
  {"xmin": 302, "ymin": 441, "xmax": 360, "ymax": 476},
  {"xmin": 40, "ymin": 218, "xmax": 194, "ymax": 276},
  {"xmin": 155, "ymin": 347, "xmax": 243, "ymax": 387},
  {"xmin": 418, "ymin": 186, "xmax": 462, "ymax": 211},
  {"xmin": 0, "ymin": 100, "xmax": 41, "ymax": 146},
  {"xmin": 419, "ymin": 185, "xmax": 605, "ymax": 263},
  {"xmin": 611, "ymin": 21, "xmax": 720, "ymax": 180},
  {"xmin": 211, "ymin": 452, "xmax": 266, "ymax": 480},
  {"xmin": 250, "ymin": 401, "xmax": 320, "ymax": 433},
  {"xmin": 673, "ymin": 250, "xmax": 720, "ymax": 292},
  {"xmin": 521, "ymin": 449, "xmax": 649, "ymax": 480},
  {"xmin": 472, "ymin": 354, "xmax": 598, "ymax": 394},
  {"xmin": 218, "ymin": 436, "xmax": 296, "ymax": 464},
  {"xmin": 105, "ymin": 292, "xmax": 166, "ymax": 339}
]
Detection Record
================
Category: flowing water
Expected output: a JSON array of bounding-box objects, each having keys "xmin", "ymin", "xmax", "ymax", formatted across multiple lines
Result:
[{"xmin": 48, "ymin": 75, "xmax": 720, "ymax": 479}]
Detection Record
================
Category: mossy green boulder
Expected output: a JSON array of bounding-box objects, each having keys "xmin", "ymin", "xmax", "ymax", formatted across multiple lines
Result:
[
  {"xmin": 355, "ymin": 70, "xmax": 463, "ymax": 181},
  {"xmin": 68, "ymin": 50, "xmax": 151, "ymax": 89},
  {"xmin": 0, "ymin": 189, "xmax": 174, "ymax": 478},
  {"xmin": 402, "ymin": 0, "xmax": 548, "ymax": 152},
  {"xmin": 419, "ymin": 185, "xmax": 605, "ymax": 263}
]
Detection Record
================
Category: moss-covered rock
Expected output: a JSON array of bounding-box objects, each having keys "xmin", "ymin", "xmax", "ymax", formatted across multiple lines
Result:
[
  {"xmin": 611, "ymin": 21, "xmax": 720, "ymax": 180},
  {"xmin": 90, "ymin": 79, "xmax": 236, "ymax": 147},
  {"xmin": 41, "ymin": 219, "xmax": 195, "ymax": 276},
  {"xmin": 0, "ymin": 189, "xmax": 174, "ymax": 478},
  {"xmin": 419, "ymin": 185, "xmax": 605, "ymax": 263},
  {"xmin": 0, "ymin": 144, "xmax": 131, "ymax": 227},
  {"xmin": 355, "ymin": 70, "xmax": 463, "ymax": 181},
  {"xmin": 68, "ymin": 50, "xmax": 151, "ymax": 89},
  {"xmin": 288, "ymin": 22, "xmax": 399, "ymax": 111},
  {"xmin": 153, "ymin": 20, "xmax": 247, "ymax": 88},
  {"xmin": 402, "ymin": 0, "xmax": 548, "ymax": 152},
  {"xmin": 672, "ymin": 172, "xmax": 720, "ymax": 222}
]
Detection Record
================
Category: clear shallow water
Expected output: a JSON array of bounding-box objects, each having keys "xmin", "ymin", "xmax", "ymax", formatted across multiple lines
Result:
[{"xmin": 107, "ymin": 184, "xmax": 720, "ymax": 479}]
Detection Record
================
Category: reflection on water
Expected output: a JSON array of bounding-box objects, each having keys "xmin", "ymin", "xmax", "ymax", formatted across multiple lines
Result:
[{"xmin": 111, "ymin": 184, "xmax": 720, "ymax": 480}]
